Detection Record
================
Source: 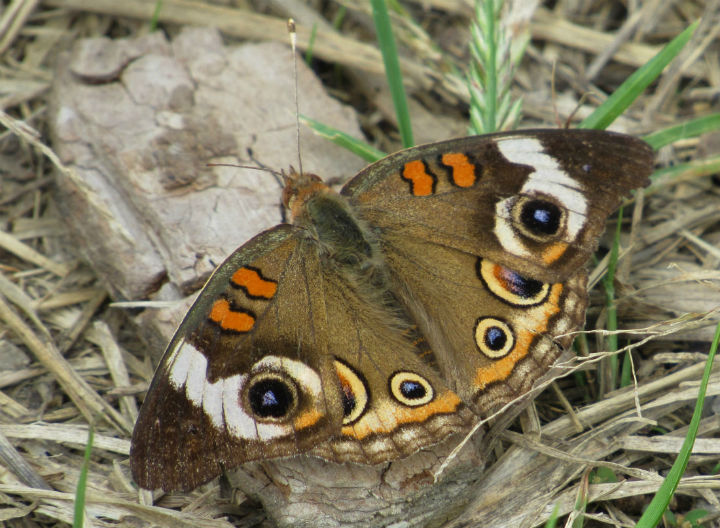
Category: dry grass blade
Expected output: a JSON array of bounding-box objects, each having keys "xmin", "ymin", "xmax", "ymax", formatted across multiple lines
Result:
[
  {"xmin": 0, "ymin": 230, "xmax": 70, "ymax": 277},
  {"xmin": 89, "ymin": 321, "xmax": 138, "ymax": 422},
  {"xmin": 0, "ymin": 0, "xmax": 41, "ymax": 56},
  {"xmin": 585, "ymin": 0, "xmax": 670, "ymax": 80},
  {"xmin": 0, "ymin": 423, "xmax": 129, "ymax": 454},
  {"xmin": 0, "ymin": 294, "xmax": 131, "ymax": 432},
  {"xmin": 0, "ymin": 428, "xmax": 51, "ymax": 490},
  {"xmin": 531, "ymin": 7, "xmax": 706, "ymax": 76}
]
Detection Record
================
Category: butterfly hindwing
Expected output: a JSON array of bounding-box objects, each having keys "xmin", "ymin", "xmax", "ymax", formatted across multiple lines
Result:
[
  {"xmin": 343, "ymin": 129, "xmax": 652, "ymax": 413},
  {"xmin": 378, "ymin": 232, "xmax": 588, "ymax": 413},
  {"xmin": 304, "ymin": 265, "xmax": 473, "ymax": 464}
]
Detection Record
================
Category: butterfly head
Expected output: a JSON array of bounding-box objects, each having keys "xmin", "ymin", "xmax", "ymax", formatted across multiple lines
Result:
[{"xmin": 282, "ymin": 167, "xmax": 331, "ymax": 222}]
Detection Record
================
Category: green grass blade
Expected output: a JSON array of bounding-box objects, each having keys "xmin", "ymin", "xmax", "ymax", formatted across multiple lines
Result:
[
  {"xmin": 580, "ymin": 21, "xmax": 698, "ymax": 130},
  {"xmin": 685, "ymin": 509, "xmax": 709, "ymax": 526},
  {"xmin": 370, "ymin": 0, "xmax": 414, "ymax": 147},
  {"xmin": 301, "ymin": 115, "xmax": 387, "ymax": 162},
  {"xmin": 544, "ymin": 504, "xmax": 560, "ymax": 528},
  {"xmin": 643, "ymin": 113, "xmax": 720, "ymax": 150},
  {"xmin": 635, "ymin": 321, "xmax": 720, "ymax": 527},
  {"xmin": 332, "ymin": 6, "xmax": 347, "ymax": 28},
  {"xmin": 73, "ymin": 425, "xmax": 94, "ymax": 528},
  {"xmin": 571, "ymin": 474, "xmax": 589, "ymax": 527},
  {"xmin": 648, "ymin": 155, "xmax": 720, "ymax": 188},
  {"xmin": 600, "ymin": 206, "xmax": 624, "ymax": 389},
  {"xmin": 620, "ymin": 349, "xmax": 633, "ymax": 387},
  {"xmin": 149, "ymin": 1, "xmax": 163, "ymax": 32},
  {"xmin": 304, "ymin": 23, "xmax": 318, "ymax": 65}
]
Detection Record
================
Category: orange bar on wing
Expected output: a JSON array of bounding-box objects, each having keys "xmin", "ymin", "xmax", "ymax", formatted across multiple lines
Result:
[
  {"xmin": 542, "ymin": 242, "xmax": 568, "ymax": 265},
  {"xmin": 341, "ymin": 390, "xmax": 461, "ymax": 439},
  {"xmin": 402, "ymin": 160, "xmax": 434, "ymax": 196},
  {"xmin": 442, "ymin": 152, "xmax": 476, "ymax": 187},
  {"xmin": 210, "ymin": 299, "xmax": 255, "ymax": 332},
  {"xmin": 294, "ymin": 409, "xmax": 323, "ymax": 430},
  {"xmin": 232, "ymin": 267, "xmax": 277, "ymax": 299}
]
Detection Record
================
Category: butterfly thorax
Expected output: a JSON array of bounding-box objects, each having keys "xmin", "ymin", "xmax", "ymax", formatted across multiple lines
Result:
[
  {"xmin": 283, "ymin": 169, "xmax": 385, "ymax": 285},
  {"xmin": 281, "ymin": 168, "xmax": 327, "ymax": 219}
]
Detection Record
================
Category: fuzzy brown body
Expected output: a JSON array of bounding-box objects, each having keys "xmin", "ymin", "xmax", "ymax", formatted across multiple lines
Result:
[{"xmin": 130, "ymin": 129, "xmax": 653, "ymax": 492}]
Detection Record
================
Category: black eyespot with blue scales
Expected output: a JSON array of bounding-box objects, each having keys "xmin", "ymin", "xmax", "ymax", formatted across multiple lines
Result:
[
  {"xmin": 389, "ymin": 372, "xmax": 434, "ymax": 406},
  {"xmin": 520, "ymin": 199, "xmax": 562, "ymax": 237},
  {"xmin": 474, "ymin": 317, "xmax": 515, "ymax": 358},
  {"xmin": 248, "ymin": 376, "xmax": 296, "ymax": 419},
  {"xmin": 484, "ymin": 325, "xmax": 508, "ymax": 351}
]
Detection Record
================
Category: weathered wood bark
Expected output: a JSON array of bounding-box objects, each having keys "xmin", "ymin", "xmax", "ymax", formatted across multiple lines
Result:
[
  {"xmin": 48, "ymin": 27, "xmax": 365, "ymax": 351},
  {"xmin": 227, "ymin": 432, "xmax": 486, "ymax": 528}
]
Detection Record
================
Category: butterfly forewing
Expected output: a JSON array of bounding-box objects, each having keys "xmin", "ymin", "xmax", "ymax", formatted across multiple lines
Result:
[
  {"xmin": 343, "ymin": 129, "xmax": 653, "ymax": 284},
  {"xmin": 131, "ymin": 225, "xmax": 344, "ymax": 491}
]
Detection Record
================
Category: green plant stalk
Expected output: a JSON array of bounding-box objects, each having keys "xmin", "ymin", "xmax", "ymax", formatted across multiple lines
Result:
[
  {"xmin": 332, "ymin": 5, "xmax": 347, "ymax": 29},
  {"xmin": 304, "ymin": 23, "xmax": 318, "ymax": 65},
  {"xmin": 635, "ymin": 321, "xmax": 720, "ymax": 527},
  {"xmin": 601, "ymin": 207, "xmax": 623, "ymax": 389},
  {"xmin": 480, "ymin": 0, "xmax": 498, "ymax": 132},
  {"xmin": 468, "ymin": 0, "xmax": 498, "ymax": 134},
  {"xmin": 73, "ymin": 425, "xmax": 94, "ymax": 528},
  {"xmin": 467, "ymin": 0, "xmax": 524, "ymax": 134},
  {"xmin": 149, "ymin": 1, "xmax": 163, "ymax": 32},
  {"xmin": 370, "ymin": 0, "xmax": 414, "ymax": 148}
]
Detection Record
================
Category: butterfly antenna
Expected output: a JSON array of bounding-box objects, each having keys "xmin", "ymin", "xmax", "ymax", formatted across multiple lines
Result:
[
  {"xmin": 550, "ymin": 59, "xmax": 560, "ymax": 128},
  {"xmin": 207, "ymin": 162, "xmax": 284, "ymax": 182},
  {"xmin": 288, "ymin": 19, "xmax": 303, "ymax": 176},
  {"xmin": 566, "ymin": 92, "xmax": 592, "ymax": 128}
]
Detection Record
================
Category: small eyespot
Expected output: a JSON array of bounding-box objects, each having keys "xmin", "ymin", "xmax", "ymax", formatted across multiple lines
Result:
[
  {"xmin": 247, "ymin": 374, "xmax": 298, "ymax": 420},
  {"xmin": 334, "ymin": 360, "xmax": 369, "ymax": 425},
  {"xmin": 389, "ymin": 372, "xmax": 434, "ymax": 406},
  {"xmin": 477, "ymin": 259, "xmax": 550, "ymax": 306},
  {"xmin": 474, "ymin": 317, "xmax": 515, "ymax": 359}
]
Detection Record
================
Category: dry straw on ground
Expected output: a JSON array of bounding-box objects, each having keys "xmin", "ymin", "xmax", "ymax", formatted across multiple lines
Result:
[{"xmin": 0, "ymin": 1, "xmax": 719, "ymax": 527}]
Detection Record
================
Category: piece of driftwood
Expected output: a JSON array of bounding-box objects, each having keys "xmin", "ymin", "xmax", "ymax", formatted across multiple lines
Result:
[
  {"xmin": 227, "ymin": 433, "xmax": 486, "ymax": 528},
  {"xmin": 48, "ymin": 27, "xmax": 366, "ymax": 352}
]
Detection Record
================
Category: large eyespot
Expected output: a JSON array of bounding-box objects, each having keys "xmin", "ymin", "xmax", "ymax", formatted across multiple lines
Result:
[
  {"xmin": 474, "ymin": 317, "xmax": 515, "ymax": 358},
  {"xmin": 334, "ymin": 359, "xmax": 369, "ymax": 425},
  {"xmin": 389, "ymin": 372, "xmax": 434, "ymax": 407},
  {"xmin": 246, "ymin": 373, "xmax": 298, "ymax": 420},
  {"xmin": 512, "ymin": 196, "xmax": 566, "ymax": 241},
  {"xmin": 477, "ymin": 259, "xmax": 550, "ymax": 306}
]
